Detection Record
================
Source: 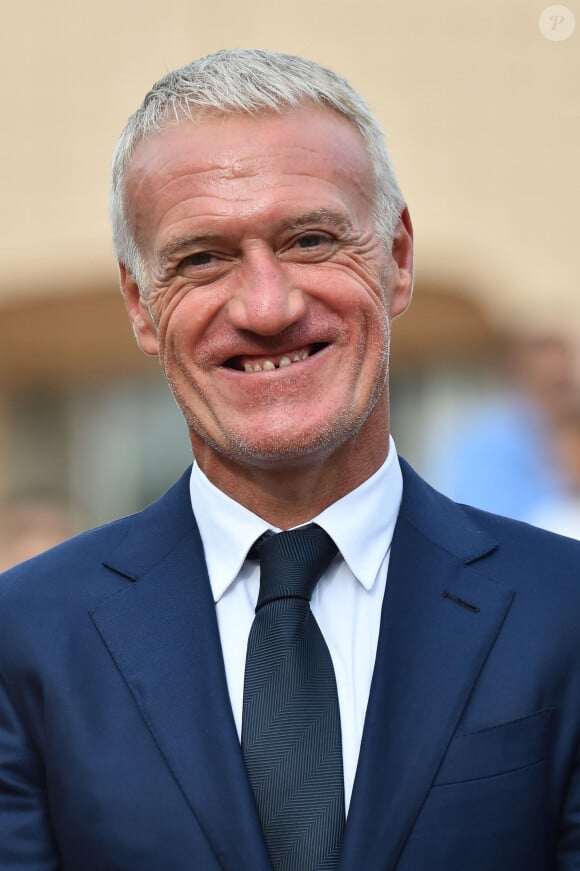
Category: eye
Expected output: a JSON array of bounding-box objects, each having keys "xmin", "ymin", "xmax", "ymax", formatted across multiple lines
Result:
[
  {"xmin": 284, "ymin": 232, "xmax": 337, "ymax": 262},
  {"xmin": 180, "ymin": 251, "xmax": 216, "ymax": 268},
  {"xmin": 295, "ymin": 232, "xmax": 332, "ymax": 249},
  {"xmin": 175, "ymin": 249, "xmax": 232, "ymax": 285}
]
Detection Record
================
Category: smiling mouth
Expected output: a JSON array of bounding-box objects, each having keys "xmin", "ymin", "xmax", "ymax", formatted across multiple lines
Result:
[{"xmin": 226, "ymin": 343, "xmax": 327, "ymax": 372}]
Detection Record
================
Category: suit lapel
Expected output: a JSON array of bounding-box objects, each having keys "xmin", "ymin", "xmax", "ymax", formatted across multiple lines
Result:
[
  {"xmin": 90, "ymin": 471, "xmax": 270, "ymax": 871},
  {"xmin": 339, "ymin": 462, "xmax": 515, "ymax": 871}
]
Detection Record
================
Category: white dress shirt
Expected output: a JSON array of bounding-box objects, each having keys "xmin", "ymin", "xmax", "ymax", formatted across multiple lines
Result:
[{"xmin": 189, "ymin": 437, "xmax": 403, "ymax": 812}]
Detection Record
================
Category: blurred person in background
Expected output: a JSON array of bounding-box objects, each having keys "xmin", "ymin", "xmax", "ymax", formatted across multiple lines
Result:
[
  {"xmin": 0, "ymin": 493, "xmax": 76, "ymax": 572},
  {"xmin": 531, "ymin": 399, "xmax": 580, "ymax": 539},
  {"xmin": 1, "ymin": 50, "xmax": 580, "ymax": 871},
  {"xmin": 429, "ymin": 332, "xmax": 578, "ymax": 521}
]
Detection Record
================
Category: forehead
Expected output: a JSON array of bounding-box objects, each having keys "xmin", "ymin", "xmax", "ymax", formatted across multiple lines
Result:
[{"xmin": 123, "ymin": 106, "xmax": 375, "ymax": 242}]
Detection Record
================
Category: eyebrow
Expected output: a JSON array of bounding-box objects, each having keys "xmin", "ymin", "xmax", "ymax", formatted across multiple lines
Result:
[
  {"xmin": 156, "ymin": 209, "xmax": 356, "ymax": 268},
  {"xmin": 286, "ymin": 209, "xmax": 355, "ymax": 235}
]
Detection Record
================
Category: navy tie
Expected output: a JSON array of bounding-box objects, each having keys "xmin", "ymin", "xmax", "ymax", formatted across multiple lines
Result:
[{"xmin": 242, "ymin": 524, "xmax": 345, "ymax": 871}]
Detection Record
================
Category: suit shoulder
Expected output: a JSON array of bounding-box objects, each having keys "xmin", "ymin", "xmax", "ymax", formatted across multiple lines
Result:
[
  {"xmin": 399, "ymin": 459, "xmax": 580, "ymax": 594},
  {"xmin": 457, "ymin": 502, "xmax": 580, "ymax": 614},
  {"xmin": 463, "ymin": 500, "xmax": 580, "ymax": 557},
  {"xmin": 0, "ymin": 512, "xmax": 139, "ymax": 604},
  {"xmin": 0, "ymin": 467, "xmax": 194, "ymax": 606}
]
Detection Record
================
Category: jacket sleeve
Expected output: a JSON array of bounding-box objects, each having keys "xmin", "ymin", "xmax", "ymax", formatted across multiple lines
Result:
[{"xmin": 0, "ymin": 669, "xmax": 60, "ymax": 870}]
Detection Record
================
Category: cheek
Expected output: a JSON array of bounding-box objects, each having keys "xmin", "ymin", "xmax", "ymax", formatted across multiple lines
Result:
[
  {"xmin": 294, "ymin": 265, "xmax": 386, "ymax": 329},
  {"xmin": 159, "ymin": 296, "xmax": 233, "ymax": 377},
  {"xmin": 328, "ymin": 250, "xmax": 388, "ymax": 309},
  {"xmin": 352, "ymin": 293, "xmax": 391, "ymax": 373},
  {"xmin": 334, "ymin": 268, "xmax": 389, "ymax": 344},
  {"xmin": 151, "ymin": 285, "xmax": 208, "ymax": 345}
]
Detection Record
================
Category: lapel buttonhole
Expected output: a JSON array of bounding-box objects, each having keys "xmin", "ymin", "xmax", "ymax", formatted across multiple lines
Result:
[{"xmin": 442, "ymin": 590, "xmax": 480, "ymax": 613}]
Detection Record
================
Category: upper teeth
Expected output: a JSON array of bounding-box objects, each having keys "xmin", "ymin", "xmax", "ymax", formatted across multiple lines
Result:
[{"xmin": 243, "ymin": 350, "xmax": 309, "ymax": 373}]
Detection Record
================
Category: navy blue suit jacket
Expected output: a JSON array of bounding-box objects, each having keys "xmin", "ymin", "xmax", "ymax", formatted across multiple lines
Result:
[{"xmin": 1, "ymin": 460, "xmax": 580, "ymax": 870}]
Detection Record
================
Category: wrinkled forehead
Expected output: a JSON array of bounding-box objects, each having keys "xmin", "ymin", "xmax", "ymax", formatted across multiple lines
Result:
[
  {"xmin": 123, "ymin": 101, "xmax": 372, "ymax": 185},
  {"xmin": 122, "ymin": 105, "xmax": 376, "ymax": 227}
]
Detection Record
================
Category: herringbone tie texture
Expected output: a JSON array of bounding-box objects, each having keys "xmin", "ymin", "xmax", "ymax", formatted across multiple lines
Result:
[{"xmin": 242, "ymin": 524, "xmax": 346, "ymax": 871}]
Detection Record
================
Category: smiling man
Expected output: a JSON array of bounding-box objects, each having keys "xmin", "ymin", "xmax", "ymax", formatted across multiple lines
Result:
[
  {"xmin": 120, "ymin": 102, "xmax": 412, "ymax": 522},
  {"xmin": 1, "ymin": 50, "xmax": 580, "ymax": 871}
]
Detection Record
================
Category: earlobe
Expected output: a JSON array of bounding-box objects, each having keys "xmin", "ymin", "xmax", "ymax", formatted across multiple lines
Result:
[
  {"xmin": 389, "ymin": 207, "xmax": 414, "ymax": 319},
  {"xmin": 119, "ymin": 263, "xmax": 159, "ymax": 357}
]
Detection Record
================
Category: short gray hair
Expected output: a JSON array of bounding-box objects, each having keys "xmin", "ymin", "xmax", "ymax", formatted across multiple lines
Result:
[{"xmin": 110, "ymin": 48, "xmax": 405, "ymax": 293}]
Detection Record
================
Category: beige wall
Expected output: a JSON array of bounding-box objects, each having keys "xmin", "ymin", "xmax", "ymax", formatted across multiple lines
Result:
[
  {"xmin": 0, "ymin": 0, "xmax": 578, "ymax": 537},
  {"xmin": 0, "ymin": 0, "xmax": 578, "ymax": 334}
]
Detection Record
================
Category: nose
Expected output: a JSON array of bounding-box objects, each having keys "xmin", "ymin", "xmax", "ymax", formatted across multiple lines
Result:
[{"xmin": 227, "ymin": 249, "xmax": 306, "ymax": 335}]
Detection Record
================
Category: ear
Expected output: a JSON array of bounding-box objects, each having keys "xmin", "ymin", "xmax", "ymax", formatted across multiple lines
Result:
[
  {"xmin": 119, "ymin": 263, "xmax": 159, "ymax": 356},
  {"xmin": 389, "ymin": 207, "xmax": 414, "ymax": 319}
]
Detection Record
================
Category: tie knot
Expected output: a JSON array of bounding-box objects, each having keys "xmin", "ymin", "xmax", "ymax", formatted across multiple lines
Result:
[{"xmin": 253, "ymin": 524, "xmax": 338, "ymax": 612}]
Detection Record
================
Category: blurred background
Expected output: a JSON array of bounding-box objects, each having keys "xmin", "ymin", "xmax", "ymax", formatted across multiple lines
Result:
[{"xmin": 1, "ymin": 0, "xmax": 579, "ymax": 568}]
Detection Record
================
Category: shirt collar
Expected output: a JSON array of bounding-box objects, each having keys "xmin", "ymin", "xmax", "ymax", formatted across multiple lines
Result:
[
  {"xmin": 190, "ymin": 436, "xmax": 403, "ymax": 603},
  {"xmin": 314, "ymin": 439, "xmax": 402, "ymax": 590}
]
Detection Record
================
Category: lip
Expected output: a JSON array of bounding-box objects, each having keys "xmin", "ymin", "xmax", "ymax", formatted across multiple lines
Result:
[
  {"xmin": 218, "ymin": 341, "xmax": 333, "ymax": 380},
  {"xmin": 223, "ymin": 342, "xmax": 329, "ymax": 373}
]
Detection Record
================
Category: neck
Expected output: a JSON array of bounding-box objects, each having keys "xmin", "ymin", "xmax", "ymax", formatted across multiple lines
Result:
[{"xmin": 191, "ymin": 406, "xmax": 391, "ymax": 529}]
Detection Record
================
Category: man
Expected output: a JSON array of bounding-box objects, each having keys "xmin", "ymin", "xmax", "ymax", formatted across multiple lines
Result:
[{"xmin": 0, "ymin": 49, "xmax": 579, "ymax": 870}]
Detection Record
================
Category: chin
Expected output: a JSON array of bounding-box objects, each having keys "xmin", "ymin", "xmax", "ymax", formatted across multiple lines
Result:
[{"xmin": 213, "ymin": 410, "xmax": 372, "ymax": 471}]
